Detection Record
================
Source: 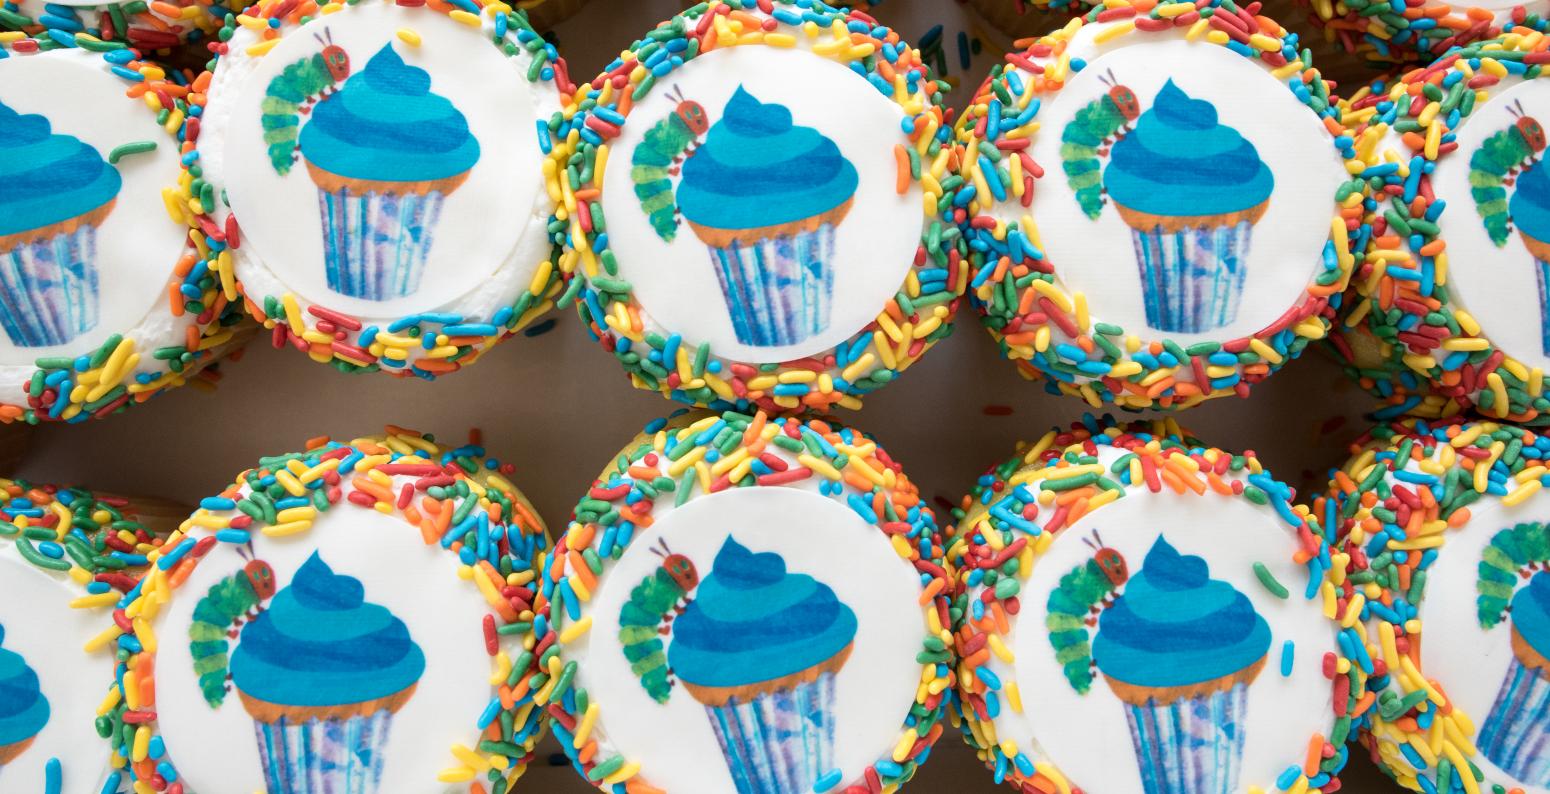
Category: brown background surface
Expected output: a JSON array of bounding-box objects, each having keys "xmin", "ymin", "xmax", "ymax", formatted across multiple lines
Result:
[{"xmin": 12, "ymin": 0, "xmax": 1418, "ymax": 789}]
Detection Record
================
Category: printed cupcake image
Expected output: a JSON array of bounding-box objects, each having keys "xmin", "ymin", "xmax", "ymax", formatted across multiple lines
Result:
[
  {"xmin": 1467, "ymin": 104, "xmax": 1550, "ymax": 354},
  {"xmin": 263, "ymin": 37, "xmax": 480, "ymax": 302},
  {"xmin": 0, "ymin": 99, "xmax": 118, "ymax": 348},
  {"xmin": 0, "ymin": 624, "xmax": 48, "ymax": 770},
  {"xmin": 1048, "ymin": 536, "xmax": 1270, "ymax": 794},
  {"xmin": 1062, "ymin": 78, "xmax": 1273, "ymax": 334},
  {"xmin": 618, "ymin": 536, "xmax": 858, "ymax": 793},
  {"xmin": 189, "ymin": 551, "xmax": 424, "ymax": 793},
  {"xmin": 632, "ymin": 86, "xmax": 859, "ymax": 348},
  {"xmin": 1475, "ymin": 521, "xmax": 1550, "ymax": 784}
]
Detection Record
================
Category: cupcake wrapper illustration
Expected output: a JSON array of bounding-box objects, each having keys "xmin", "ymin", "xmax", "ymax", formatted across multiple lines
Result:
[
  {"xmin": 0, "ymin": 737, "xmax": 35, "ymax": 767},
  {"xmin": 1117, "ymin": 681, "xmax": 1251, "ymax": 794},
  {"xmin": 0, "ymin": 206, "xmax": 110, "ymax": 349},
  {"xmin": 700, "ymin": 224, "xmax": 836, "ymax": 348},
  {"xmin": 250, "ymin": 707, "xmax": 394, "ymax": 794},
  {"xmin": 1521, "ymin": 231, "xmax": 1550, "ymax": 356},
  {"xmin": 310, "ymin": 165, "xmax": 464, "ymax": 303},
  {"xmin": 1119, "ymin": 205, "xmax": 1266, "ymax": 335},
  {"xmin": 1478, "ymin": 627, "xmax": 1550, "ymax": 785},
  {"xmin": 698, "ymin": 671, "xmax": 838, "ymax": 794}
]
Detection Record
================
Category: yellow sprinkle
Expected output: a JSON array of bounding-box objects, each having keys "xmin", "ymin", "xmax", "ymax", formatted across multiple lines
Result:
[{"xmin": 558, "ymin": 615, "xmax": 593, "ymax": 644}]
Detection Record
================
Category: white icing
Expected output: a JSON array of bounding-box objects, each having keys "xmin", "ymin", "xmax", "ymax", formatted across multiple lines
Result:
[
  {"xmin": 975, "ymin": 447, "xmax": 1335, "ymax": 792},
  {"xmin": 1410, "ymin": 487, "xmax": 1550, "ymax": 794},
  {"xmin": 1000, "ymin": 30, "xmax": 1345, "ymax": 342},
  {"xmin": 152, "ymin": 508, "xmax": 499, "ymax": 792},
  {"xmin": 0, "ymin": 549, "xmax": 114, "ymax": 794},
  {"xmin": 1426, "ymin": 78, "xmax": 1550, "ymax": 373},
  {"xmin": 569, "ymin": 486, "xmax": 925, "ymax": 793},
  {"xmin": 600, "ymin": 43, "xmax": 922, "ymax": 364},
  {"xmin": 200, "ymin": 1, "xmax": 559, "ymax": 331},
  {"xmin": 0, "ymin": 50, "xmax": 192, "ymax": 402}
]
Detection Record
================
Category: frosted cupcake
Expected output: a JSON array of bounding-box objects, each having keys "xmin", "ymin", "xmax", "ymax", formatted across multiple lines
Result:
[
  {"xmin": 297, "ymin": 43, "xmax": 479, "ymax": 302},
  {"xmin": 537, "ymin": 409, "xmax": 954, "ymax": 792},
  {"xmin": 0, "ymin": 626, "xmax": 47, "ymax": 769},
  {"xmin": 1477, "ymin": 569, "xmax": 1550, "ymax": 782},
  {"xmin": 102, "ymin": 428, "xmax": 550, "ymax": 792},
  {"xmin": 951, "ymin": 417, "xmax": 1348, "ymax": 794},
  {"xmin": 228, "ymin": 551, "xmax": 424, "ymax": 793},
  {"xmin": 678, "ymin": 87, "xmax": 859, "ymax": 349},
  {"xmin": 1093, "ymin": 537, "xmax": 1271, "ymax": 794},
  {"xmin": 668, "ymin": 537, "xmax": 858, "ymax": 794},
  {"xmin": 0, "ymin": 98, "xmax": 119, "ymax": 349},
  {"xmin": 1105, "ymin": 80, "xmax": 1273, "ymax": 335}
]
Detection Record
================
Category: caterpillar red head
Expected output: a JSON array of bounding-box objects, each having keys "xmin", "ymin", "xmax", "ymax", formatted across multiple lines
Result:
[
  {"xmin": 315, "ymin": 28, "xmax": 351, "ymax": 82},
  {"xmin": 1098, "ymin": 69, "xmax": 1140, "ymax": 121},
  {"xmin": 1509, "ymin": 100, "xmax": 1548, "ymax": 153},
  {"xmin": 236, "ymin": 544, "xmax": 278, "ymax": 600},
  {"xmin": 651, "ymin": 537, "xmax": 699, "ymax": 591},
  {"xmin": 667, "ymin": 85, "xmax": 710, "ymax": 135},
  {"xmin": 1083, "ymin": 530, "xmax": 1129, "ymax": 587}
]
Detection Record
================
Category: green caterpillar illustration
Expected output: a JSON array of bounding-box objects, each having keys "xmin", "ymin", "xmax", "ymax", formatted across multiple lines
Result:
[
  {"xmin": 260, "ymin": 28, "xmax": 352, "ymax": 175},
  {"xmin": 618, "ymin": 538, "xmax": 700, "ymax": 704},
  {"xmin": 1469, "ymin": 100, "xmax": 1547, "ymax": 247},
  {"xmin": 1060, "ymin": 70, "xmax": 1141, "ymax": 221},
  {"xmin": 1478, "ymin": 521, "xmax": 1550, "ymax": 629},
  {"xmin": 1045, "ymin": 531, "xmax": 1129, "ymax": 695},
  {"xmin": 630, "ymin": 85, "xmax": 710, "ymax": 243},
  {"xmin": 188, "ymin": 547, "xmax": 278, "ymax": 708}
]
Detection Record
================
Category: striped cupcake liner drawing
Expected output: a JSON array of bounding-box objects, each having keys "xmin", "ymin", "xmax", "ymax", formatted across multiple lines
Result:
[
  {"xmin": 317, "ymin": 186, "xmax": 447, "ymax": 303},
  {"xmin": 1128, "ymin": 220, "xmax": 1253, "ymax": 335},
  {"xmin": 250, "ymin": 708, "xmax": 394, "ymax": 794},
  {"xmin": 1478, "ymin": 653, "xmax": 1550, "ymax": 785},
  {"xmin": 1122, "ymin": 682, "xmax": 1250, "ymax": 794},
  {"xmin": 1534, "ymin": 258, "xmax": 1550, "ymax": 356},
  {"xmin": 706, "ymin": 225, "xmax": 836, "ymax": 349},
  {"xmin": 701, "ymin": 672, "xmax": 838, "ymax": 794},
  {"xmin": 0, "ymin": 227, "xmax": 101, "ymax": 348}
]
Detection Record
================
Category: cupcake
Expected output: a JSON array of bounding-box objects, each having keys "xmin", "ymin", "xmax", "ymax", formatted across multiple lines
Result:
[
  {"xmin": 0, "ymin": 97, "xmax": 118, "ymax": 349},
  {"xmin": 0, "ymin": 45, "xmax": 248, "ymax": 423},
  {"xmin": 192, "ymin": 0, "xmax": 569, "ymax": 377},
  {"xmin": 4, "ymin": 0, "xmax": 227, "ymax": 49},
  {"xmin": 956, "ymin": 6, "xmax": 1359, "ymax": 410},
  {"xmin": 668, "ymin": 537, "xmax": 859, "ymax": 794},
  {"xmin": 229, "ymin": 552, "xmax": 425, "ymax": 793},
  {"xmin": 0, "ymin": 479, "xmax": 176, "ymax": 793},
  {"xmin": 1092, "ymin": 537, "xmax": 1272, "ymax": 794},
  {"xmin": 535, "ymin": 409, "xmax": 954, "ymax": 793},
  {"xmin": 568, "ymin": 0, "xmax": 962, "ymax": 413},
  {"xmin": 951, "ymin": 417, "xmax": 1348, "ymax": 793},
  {"xmin": 1330, "ymin": 418, "xmax": 1550, "ymax": 792},
  {"xmin": 677, "ymin": 87, "xmax": 859, "ymax": 348},
  {"xmin": 102, "ymin": 428, "xmax": 550, "ymax": 792},
  {"xmin": 1337, "ymin": 38, "xmax": 1550, "ymax": 423},
  {"xmin": 0, "ymin": 625, "xmax": 47, "ymax": 768},
  {"xmin": 298, "ymin": 43, "xmax": 479, "ymax": 303},
  {"xmin": 1294, "ymin": 0, "xmax": 1537, "ymax": 66},
  {"xmin": 1105, "ymin": 80, "xmax": 1273, "ymax": 334}
]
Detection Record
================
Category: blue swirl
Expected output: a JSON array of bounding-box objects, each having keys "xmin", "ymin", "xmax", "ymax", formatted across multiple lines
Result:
[
  {"xmin": 1104, "ymin": 80, "xmax": 1274, "ymax": 218},
  {"xmin": 0, "ymin": 99, "xmax": 120, "ymax": 239},
  {"xmin": 299, "ymin": 43, "xmax": 480, "ymax": 183},
  {"xmin": 1511, "ymin": 159, "xmax": 1550, "ymax": 246},
  {"xmin": 230, "ymin": 552, "xmax": 425, "ymax": 707},
  {"xmin": 1512, "ymin": 571, "xmax": 1550, "ymax": 661},
  {"xmin": 0, "ymin": 625, "xmax": 48, "ymax": 747},
  {"xmin": 677, "ymin": 86, "xmax": 858, "ymax": 231},
  {"xmin": 1093, "ymin": 537, "xmax": 1271, "ymax": 688},
  {"xmin": 667, "ymin": 537, "xmax": 857, "ymax": 688}
]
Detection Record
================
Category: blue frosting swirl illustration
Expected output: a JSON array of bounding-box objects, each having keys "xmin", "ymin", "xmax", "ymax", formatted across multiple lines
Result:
[
  {"xmin": 230, "ymin": 552, "xmax": 425, "ymax": 707},
  {"xmin": 677, "ymin": 86, "xmax": 859, "ymax": 231},
  {"xmin": 299, "ymin": 43, "xmax": 480, "ymax": 183},
  {"xmin": 0, "ymin": 625, "xmax": 48, "ymax": 748},
  {"xmin": 1093, "ymin": 537, "xmax": 1271, "ymax": 688},
  {"xmin": 1105, "ymin": 80, "xmax": 1273, "ymax": 218},
  {"xmin": 1511, "ymin": 572, "xmax": 1550, "ymax": 661},
  {"xmin": 668, "ymin": 537, "xmax": 857, "ymax": 688},
  {"xmin": 1511, "ymin": 160, "xmax": 1550, "ymax": 244},
  {"xmin": 0, "ymin": 99, "xmax": 120, "ymax": 239}
]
